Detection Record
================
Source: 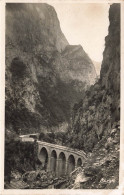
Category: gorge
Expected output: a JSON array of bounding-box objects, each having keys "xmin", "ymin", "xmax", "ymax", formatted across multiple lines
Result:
[{"xmin": 5, "ymin": 3, "xmax": 120, "ymax": 189}]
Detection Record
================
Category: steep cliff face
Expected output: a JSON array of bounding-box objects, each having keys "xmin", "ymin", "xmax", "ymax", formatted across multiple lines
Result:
[
  {"xmin": 61, "ymin": 45, "xmax": 96, "ymax": 86},
  {"xmin": 6, "ymin": 3, "xmax": 68, "ymax": 52},
  {"xmin": 5, "ymin": 3, "xmax": 96, "ymax": 134},
  {"xmin": 93, "ymin": 61, "xmax": 101, "ymax": 76},
  {"xmin": 100, "ymin": 3, "xmax": 120, "ymax": 123},
  {"xmin": 69, "ymin": 3, "xmax": 120, "ymax": 152},
  {"xmin": 67, "ymin": 4, "xmax": 120, "ymax": 189}
]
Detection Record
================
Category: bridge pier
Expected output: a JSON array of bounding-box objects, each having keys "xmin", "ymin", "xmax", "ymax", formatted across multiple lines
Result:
[
  {"xmin": 65, "ymin": 161, "xmax": 68, "ymax": 174},
  {"xmin": 47, "ymin": 156, "xmax": 51, "ymax": 172},
  {"xmin": 55, "ymin": 158, "xmax": 68, "ymax": 177},
  {"xmin": 55, "ymin": 159, "xmax": 59, "ymax": 177}
]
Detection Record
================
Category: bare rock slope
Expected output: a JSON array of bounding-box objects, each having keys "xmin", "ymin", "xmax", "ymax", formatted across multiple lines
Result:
[{"xmin": 5, "ymin": 3, "xmax": 96, "ymax": 134}]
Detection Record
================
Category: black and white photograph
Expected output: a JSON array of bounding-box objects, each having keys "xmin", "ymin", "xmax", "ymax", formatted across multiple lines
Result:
[{"xmin": 0, "ymin": 0, "xmax": 123, "ymax": 193}]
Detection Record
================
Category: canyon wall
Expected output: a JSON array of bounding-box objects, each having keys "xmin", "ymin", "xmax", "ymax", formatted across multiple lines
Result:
[
  {"xmin": 66, "ymin": 4, "xmax": 120, "ymax": 189},
  {"xmin": 68, "ymin": 3, "xmax": 120, "ymax": 152},
  {"xmin": 5, "ymin": 3, "xmax": 96, "ymax": 134}
]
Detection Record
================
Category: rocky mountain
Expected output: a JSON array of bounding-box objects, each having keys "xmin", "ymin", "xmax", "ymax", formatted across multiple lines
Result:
[
  {"xmin": 66, "ymin": 4, "xmax": 120, "ymax": 188},
  {"xmin": 93, "ymin": 60, "xmax": 101, "ymax": 76},
  {"xmin": 5, "ymin": 3, "xmax": 96, "ymax": 134}
]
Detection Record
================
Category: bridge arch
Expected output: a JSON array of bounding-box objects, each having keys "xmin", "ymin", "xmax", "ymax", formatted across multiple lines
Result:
[
  {"xmin": 58, "ymin": 152, "xmax": 66, "ymax": 177},
  {"xmin": 50, "ymin": 150, "xmax": 57, "ymax": 173},
  {"xmin": 77, "ymin": 158, "xmax": 82, "ymax": 167},
  {"xmin": 67, "ymin": 154, "xmax": 75, "ymax": 174},
  {"xmin": 39, "ymin": 147, "xmax": 48, "ymax": 170}
]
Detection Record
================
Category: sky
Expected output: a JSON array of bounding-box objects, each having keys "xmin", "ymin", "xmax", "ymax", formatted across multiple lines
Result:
[{"xmin": 49, "ymin": 3, "xmax": 110, "ymax": 62}]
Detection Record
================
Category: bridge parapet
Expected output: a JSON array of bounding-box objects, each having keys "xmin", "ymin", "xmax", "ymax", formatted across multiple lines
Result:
[{"xmin": 37, "ymin": 141, "xmax": 86, "ymax": 158}]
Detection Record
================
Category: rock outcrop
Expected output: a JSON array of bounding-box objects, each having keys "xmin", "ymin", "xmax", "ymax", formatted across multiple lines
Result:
[{"xmin": 5, "ymin": 3, "xmax": 96, "ymax": 134}]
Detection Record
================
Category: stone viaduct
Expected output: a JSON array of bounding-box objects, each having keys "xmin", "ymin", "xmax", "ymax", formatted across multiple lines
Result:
[{"xmin": 37, "ymin": 141, "xmax": 87, "ymax": 177}]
